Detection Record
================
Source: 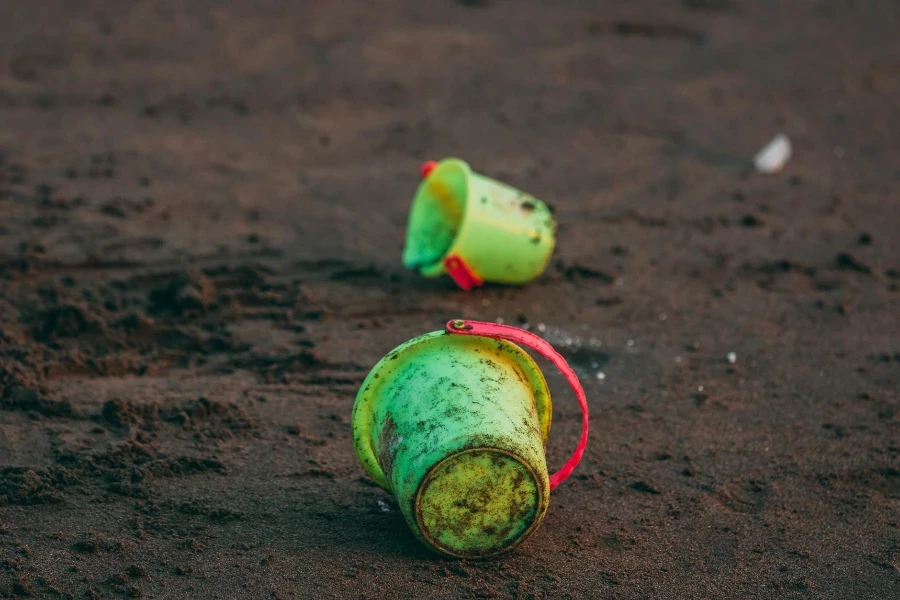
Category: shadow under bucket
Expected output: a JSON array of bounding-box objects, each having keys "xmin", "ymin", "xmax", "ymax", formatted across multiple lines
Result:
[
  {"xmin": 352, "ymin": 320, "xmax": 588, "ymax": 558},
  {"xmin": 402, "ymin": 159, "xmax": 557, "ymax": 290}
]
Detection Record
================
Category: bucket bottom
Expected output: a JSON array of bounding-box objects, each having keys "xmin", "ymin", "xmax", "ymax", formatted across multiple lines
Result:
[{"xmin": 414, "ymin": 448, "xmax": 547, "ymax": 558}]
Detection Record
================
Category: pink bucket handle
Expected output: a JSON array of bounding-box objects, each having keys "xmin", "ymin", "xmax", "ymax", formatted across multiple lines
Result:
[{"xmin": 445, "ymin": 319, "xmax": 589, "ymax": 490}]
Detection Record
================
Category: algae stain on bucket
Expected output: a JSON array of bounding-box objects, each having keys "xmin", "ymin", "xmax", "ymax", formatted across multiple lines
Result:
[
  {"xmin": 402, "ymin": 158, "xmax": 557, "ymax": 290},
  {"xmin": 352, "ymin": 320, "xmax": 589, "ymax": 558}
]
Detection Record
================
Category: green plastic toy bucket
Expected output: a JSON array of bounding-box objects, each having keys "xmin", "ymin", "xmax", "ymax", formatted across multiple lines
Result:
[
  {"xmin": 352, "ymin": 319, "xmax": 589, "ymax": 558},
  {"xmin": 402, "ymin": 159, "xmax": 557, "ymax": 290}
]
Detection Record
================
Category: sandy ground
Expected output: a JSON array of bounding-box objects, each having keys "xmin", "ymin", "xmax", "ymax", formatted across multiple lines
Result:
[{"xmin": 1, "ymin": 0, "xmax": 899, "ymax": 598}]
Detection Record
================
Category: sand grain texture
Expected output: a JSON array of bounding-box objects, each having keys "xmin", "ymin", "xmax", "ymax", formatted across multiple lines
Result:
[{"xmin": 1, "ymin": 1, "xmax": 898, "ymax": 598}]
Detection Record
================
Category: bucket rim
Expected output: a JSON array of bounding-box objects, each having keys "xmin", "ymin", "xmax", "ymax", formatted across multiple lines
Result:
[
  {"xmin": 351, "ymin": 330, "xmax": 552, "ymax": 490},
  {"xmin": 403, "ymin": 157, "xmax": 473, "ymax": 277}
]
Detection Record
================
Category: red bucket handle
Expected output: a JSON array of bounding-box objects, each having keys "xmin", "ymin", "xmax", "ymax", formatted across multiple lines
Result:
[
  {"xmin": 444, "ymin": 254, "xmax": 484, "ymax": 291},
  {"xmin": 445, "ymin": 319, "xmax": 589, "ymax": 490}
]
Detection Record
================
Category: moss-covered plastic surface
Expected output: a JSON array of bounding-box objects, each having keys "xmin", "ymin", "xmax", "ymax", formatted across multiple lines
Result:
[
  {"xmin": 417, "ymin": 449, "xmax": 543, "ymax": 557},
  {"xmin": 402, "ymin": 158, "xmax": 556, "ymax": 285},
  {"xmin": 352, "ymin": 331, "xmax": 552, "ymax": 558}
]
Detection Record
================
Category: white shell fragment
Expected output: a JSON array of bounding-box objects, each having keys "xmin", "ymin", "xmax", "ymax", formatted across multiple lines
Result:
[{"xmin": 753, "ymin": 133, "xmax": 792, "ymax": 173}]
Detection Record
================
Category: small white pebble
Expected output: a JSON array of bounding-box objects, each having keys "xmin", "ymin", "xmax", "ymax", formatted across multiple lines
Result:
[
  {"xmin": 753, "ymin": 133, "xmax": 792, "ymax": 173},
  {"xmin": 698, "ymin": 385, "xmax": 704, "ymax": 392},
  {"xmin": 833, "ymin": 146, "xmax": 845, "ymax": 159},
  {"xmin": 596, "ymin": 372, "xmax": 606, "ymax": 381},
  {"xmin": 377, "ymin": 500, "xmax": 390, "ymax": 513},
  {"xmin": 537, "ymin": 323, "xmax": 546, "ymax": 332},
  {"xmin": 675, "ymin": 356, "xmax": 682, "ymax": 363},
  {"xmin": 727, "ymin": 352, "xmax": 737, "ymax": 364},
  {"xmin": 627, "ymin": 339, "xmax": 635, "ymax": 347},
  {"xmin": 496, "ymin": 317, "xmax": 505, "ymax": 324},
  {"xmin": 659, "ymin": 313, "xmax": 667, "ymax": 322},
  {"xmin": 615, "ymin": 278, "xmax": 625, "ymax": 287}
]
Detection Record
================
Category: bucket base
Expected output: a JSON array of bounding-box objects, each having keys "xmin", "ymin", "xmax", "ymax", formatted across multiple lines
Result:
[{"xmin": 415, "ymin": 448, "xmax": 547, "ymax": 558}]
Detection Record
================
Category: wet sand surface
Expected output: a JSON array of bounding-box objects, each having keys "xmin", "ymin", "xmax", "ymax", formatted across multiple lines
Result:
[{"xmin": 1, "ymin": 1, "xmax": 898, "ymax": 598}]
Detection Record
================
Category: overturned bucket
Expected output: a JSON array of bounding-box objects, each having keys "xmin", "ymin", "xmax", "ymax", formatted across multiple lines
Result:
[
  {"xmin": 402, "ymin": 159, "xmax": 557, "ymax": 290},
  {"xmin": 352, "ymin": 319, "xmax": 588, "ymax": 558}
]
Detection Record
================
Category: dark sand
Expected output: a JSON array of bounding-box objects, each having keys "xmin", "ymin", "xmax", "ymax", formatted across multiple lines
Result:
[{"xmin": 1, "ymin": 1, "xmax": 899, "ymax": 598}]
